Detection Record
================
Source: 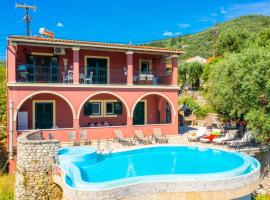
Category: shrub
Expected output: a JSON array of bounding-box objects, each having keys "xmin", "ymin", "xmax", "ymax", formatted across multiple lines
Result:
[
  {"xmin": 0, "ymin": 174, "xmax": 15, "ymax": 200},
  {"xmin": 178, "ymin": 96, "xmax": 213, "ymax": 118}
]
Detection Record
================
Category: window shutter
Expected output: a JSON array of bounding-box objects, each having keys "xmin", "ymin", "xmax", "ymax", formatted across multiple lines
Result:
[
  {"xmin": 114, "ymin": 102, "xmax": 123, "ymax": 115},
  {"xmin": 84, "ymin": 102, "xmax": 92, "ymax": 115}
]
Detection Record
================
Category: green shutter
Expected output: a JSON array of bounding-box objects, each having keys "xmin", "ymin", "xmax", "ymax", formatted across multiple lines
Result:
[
  {"xmin": 84, "ymin": 102, "xmax": 92, "ymax": 115},
  {"xmin": 114, "ymin": 102, "xmax": 123, "ymax": 115}
]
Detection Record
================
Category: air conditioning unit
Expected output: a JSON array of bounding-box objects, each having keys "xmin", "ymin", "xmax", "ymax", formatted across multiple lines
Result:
[{"xmin": 54, "ymin": 47, "xmax": 65, "ymax": 55}]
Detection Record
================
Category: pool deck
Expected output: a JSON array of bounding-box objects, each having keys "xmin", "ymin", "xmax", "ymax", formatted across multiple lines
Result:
[{"xmin": 80, "ymin": 126, "xmax": 265, "ymax": 155}]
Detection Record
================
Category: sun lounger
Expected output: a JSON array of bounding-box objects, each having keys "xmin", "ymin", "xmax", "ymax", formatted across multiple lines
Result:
[
  {"xmin": 114, "ymin": 130, "xmax": 135, "ymax": 146},
  {"xmin": 153, "ymin": 128, "xmax": 168, "ymax": 143},
  {"xmin": 228, "ymin": 131, "xmax": 253, "ymax": 148},
  {"xmin": 80, "ymin": 130, "xmax": 90, "ymax": 145},
  {"xmin": 187, "ymin": 127, "xmax": 207, "ymax": 141},
  {"xmin": 135, "ymin": 130, "xmax": 151, "ymax": 144},
  {"xmin": 213, "ymin": 129, "xmax": 238, "ymax": 144},
  {"xmin": 68, "ymin": 131, "xmax": 77, "ymax": 146}
]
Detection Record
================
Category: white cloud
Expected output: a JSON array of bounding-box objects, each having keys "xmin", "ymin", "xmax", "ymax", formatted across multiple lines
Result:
[
  {"xmin": 225, "ymin": 0, "xmax": 270, "ymax": 18},
  {"xmin": 56, "ymin": 22, "xmax": 64, "ymax": 27},
  {"xmin": 211, "ymin": 13, "xmax": 218, "ymax": 16},
  {"xmin": 178, "ymin": 23, "xmax": 190, "ymax": 28},
  {"xmin": 220, "ymin": 7, "xmax": 227, "ymax": 14},
  {"xmin": 163, "ymin": 31, "xmax": 181, "ymax": 37}
]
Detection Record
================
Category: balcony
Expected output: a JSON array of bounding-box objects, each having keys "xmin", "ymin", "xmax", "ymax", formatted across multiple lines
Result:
[{"xmin": 15, "ymin": 64, "xmax": 173, "ymax": 86}]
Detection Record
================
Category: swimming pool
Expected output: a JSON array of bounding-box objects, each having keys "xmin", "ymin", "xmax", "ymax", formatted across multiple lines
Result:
[{"xmin": 57, "ymin": 145, "xmax": 260, "ymax": 192}]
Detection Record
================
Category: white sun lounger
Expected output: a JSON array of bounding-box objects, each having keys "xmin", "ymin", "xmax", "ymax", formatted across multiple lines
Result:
[
  {"xmin": 187, "ymin": 127, "xmax": 207, "ymax": 142},
  {"xmin": 213, "ymin": 129, "xmax": 238, "ymax": 144}
]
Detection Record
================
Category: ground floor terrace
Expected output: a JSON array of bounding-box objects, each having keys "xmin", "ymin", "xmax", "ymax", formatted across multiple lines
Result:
[{"xmin": 8, "ymin": 87, "xmax": 178, "ymax": 146}]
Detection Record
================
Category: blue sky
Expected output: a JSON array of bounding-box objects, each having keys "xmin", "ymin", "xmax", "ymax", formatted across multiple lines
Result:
[{"xmin": 1, "ymin": 0, "xmax": 270, "ymax": 60}]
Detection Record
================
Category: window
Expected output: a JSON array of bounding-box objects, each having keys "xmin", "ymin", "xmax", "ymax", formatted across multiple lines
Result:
[
  {"xmin": 140, "ymin": 60, "xmax": 151, "ymax": 74},
  {"xmin": 83, "ymin": 101, "xmax": 101, "ymax": 116},
  {"xmin": 105, "ymin": 102, "xmax": 115, "ymax": 115},
  {"xmin": 91, "ymin": 102, "xmax": 101, "ymax": 115}
]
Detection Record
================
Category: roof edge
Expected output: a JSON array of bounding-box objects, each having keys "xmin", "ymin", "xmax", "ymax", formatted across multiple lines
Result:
[{"xmin": 8, "ymin": 35, "xmax": 185, "ymax": 54}]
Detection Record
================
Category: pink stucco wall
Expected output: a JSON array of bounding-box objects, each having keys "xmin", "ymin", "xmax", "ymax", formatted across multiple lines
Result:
[
  {"xmin": 18, "ymin": 93, "xmax": 73, "ymax": 129},
  {"xmin": 15, "ymin": 45, "xmax": 168, "ymax": 84},
  {"xmin": 8, "ymin": 86, "xmax": 179, "ymax": 143},
  {"xmin": 7, "ymin": 43, "xmax": 179, "ymax": 145}
]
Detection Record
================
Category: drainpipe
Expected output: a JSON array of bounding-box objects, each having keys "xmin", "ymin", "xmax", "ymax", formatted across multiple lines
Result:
[{"xmin": 9, "ymin": 100, "xmax": 14, "ymax": 159}]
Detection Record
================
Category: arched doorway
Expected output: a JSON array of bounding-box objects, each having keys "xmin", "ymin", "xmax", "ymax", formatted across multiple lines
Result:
[
  {"xmin": 16, "ymin": 93, "xmax": 74, "ymax": 130},
  {"xmin": 132, "ymin": 94, "xmax": 173, "ymax": 125}
]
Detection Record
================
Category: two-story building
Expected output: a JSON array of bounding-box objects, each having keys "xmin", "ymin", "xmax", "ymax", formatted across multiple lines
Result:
[{"xmin": 6, "ymin": 36, "xmax": 182, "ymax": 168}]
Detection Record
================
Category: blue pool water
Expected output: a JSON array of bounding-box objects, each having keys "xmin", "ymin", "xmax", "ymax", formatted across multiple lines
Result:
[{"xmin": 58, "ymin": 146, "xmax": 260, "ymax": 190}]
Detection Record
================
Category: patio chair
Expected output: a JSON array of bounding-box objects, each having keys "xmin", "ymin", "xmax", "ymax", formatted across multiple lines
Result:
[
  {"xmin": 80, "ymin": 130, "xmax": 89, "ymax": 145},
  {"xmin": 153, "ymin": 128, "xmax": 168, "ymax": 143},
  {"xmin": 68, "ymin": 131, "xmax": 77, "ymax": 146},
  {"xmin": 228, "ymin": 130, "xmax": 253, "ymax": 148},
  {"xmin": 134, "ymin": 130, "xmax": 151, "ymax": 144},
  {"xmin": 114, "ymin": 130, "xmax": 135, "ymax": 146},
  {"xmin": 187, "ymin": 126, "xmax": 207, "ymax": 142}
]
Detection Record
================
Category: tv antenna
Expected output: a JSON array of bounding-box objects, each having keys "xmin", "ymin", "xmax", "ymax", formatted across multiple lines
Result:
[{"xmin": 15, "ymin": 3, "xmax": 38, "ymax": 36}]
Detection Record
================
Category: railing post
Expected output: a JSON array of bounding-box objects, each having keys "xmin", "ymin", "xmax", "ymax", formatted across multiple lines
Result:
[
  {"xmin": 7, "ymin": 44, "xmax": 17, "ymax": 83},
  {"xmin": 72, "ymin": 47, "xmax": 80, "ymax": 84},
  {"xmin": 171, "ymin": 54, "xmax": 178, "ymax": 86},
  {"xmin": 126, "ymin": 51, "xmax": 134, "ymax": 85}
]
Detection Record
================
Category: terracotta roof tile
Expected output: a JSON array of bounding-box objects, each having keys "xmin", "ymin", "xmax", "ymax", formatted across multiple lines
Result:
[{"xmin": 8, "ymin": 35, "xmax": 184, "ymax": 54}]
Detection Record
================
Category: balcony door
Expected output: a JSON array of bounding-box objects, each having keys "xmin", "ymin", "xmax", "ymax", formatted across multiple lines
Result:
[
  {"xmin": 26, "ymin": 55, "xmax": 59, "ymax": 83},
  {"xmin": 33, "ymin": 101, "xmax": 55, "ymax": 129},
  {"xmin": 86, "ymin": 57, "xmax": 108, "ymax": 84},
  {"xmin": 133, "ymin": 101, "xmax": 146, "ymax": 125}
]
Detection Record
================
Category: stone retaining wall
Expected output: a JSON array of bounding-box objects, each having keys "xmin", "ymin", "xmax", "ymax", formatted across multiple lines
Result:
[{"xmin": 15, "ymin": 130, "xmax": 61, "ymax": 200}]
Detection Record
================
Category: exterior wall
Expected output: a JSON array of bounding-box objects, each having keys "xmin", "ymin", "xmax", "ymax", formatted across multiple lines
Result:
[
  {"xmin": 15, "ymin": 130, "xmax": 61, "ymax": 200},
  {"xmin": 18, "ymin": 93, "xmax": 73, "ymax": 129},
  {"xmin": 15, "ymin": 45, "xmax": 166, "ymax": 84},
  {"xmin": 8, "ymin": 86, "xmax": 178, "ymax": 143},
  {"xmin": 7, "ymin": 43, "xmax": 179, "ymax": 146}
]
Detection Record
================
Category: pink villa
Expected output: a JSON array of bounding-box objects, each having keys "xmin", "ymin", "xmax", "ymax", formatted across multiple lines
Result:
[{"xmin": 6, "ymin": 35, "xmax": 183, "ymax": 170}]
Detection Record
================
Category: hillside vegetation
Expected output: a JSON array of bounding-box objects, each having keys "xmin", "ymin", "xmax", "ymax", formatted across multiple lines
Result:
[
  {"xmin": 148, "ymin": 15, "xmax": 270, "ymax": 60},
  {"xmin": 0, "ymin": 64, "xmax": 7, "ymax": 172}
]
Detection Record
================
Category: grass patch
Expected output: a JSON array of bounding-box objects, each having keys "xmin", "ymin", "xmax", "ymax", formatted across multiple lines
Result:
[
  {"xmin": 0, "ymin": 174, "xmax": 15, "ymax": 200},
  {"xmin": 255, "ymin": 194, "xmax": 270, "ymax": 200}
]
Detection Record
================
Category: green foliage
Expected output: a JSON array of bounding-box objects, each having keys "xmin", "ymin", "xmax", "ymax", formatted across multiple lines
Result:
[
  {"xmin": 256, "ymin": 28, "xmax": 270, "ymax": 47},
  {"xmin": 201, "ymin": 57, "xmax": 222, "ymax": 83},
  {"xmin": 217, "ymin": 29, "xmax": 250, "ymax": 54},
  {"xmin": 246, "ymin": 109, "xmax": 270, "ymax": 144},
  {"xmin": 0, "ymin": 174, "xmax": 15, "ymax": 200},
  {"xmin": 254, "ymin": 194, "xmax": 270, "ymax": 200},
  {"xmin": 205, "ymin": 42, "xmax": 270, "ymax": 143},
  {"xmin": 0, "ymin": 64, "xmax": 7, "ymax": 171},
  {"xmin": 148, "ymin": 15, "xmax": 270, "ymax": 60},
  {"xmin": 0, "ymin": 65, "xmax": 7, "ymax": 141},
  {"xmin": 178, "ymin": 96, "xmax": 213, "ymax": 118},
  {"xmin": 178, "ymin": 62, "xmax": 203, "ymax": 89}
]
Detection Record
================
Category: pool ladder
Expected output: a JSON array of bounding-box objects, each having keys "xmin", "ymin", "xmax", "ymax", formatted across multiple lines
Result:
[{"xmin": 97, "ymin": 140, "xmax": 113, "ymax": 154}]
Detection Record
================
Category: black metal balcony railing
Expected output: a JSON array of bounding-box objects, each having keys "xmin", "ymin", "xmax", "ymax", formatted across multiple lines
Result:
[
  {"xmin": 15, "ymin": 65, "xmax": 173, "ymax": 86},
  {"xmin": 16, "ymin": 64, "xmax": 67, "ymax": 83}
]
